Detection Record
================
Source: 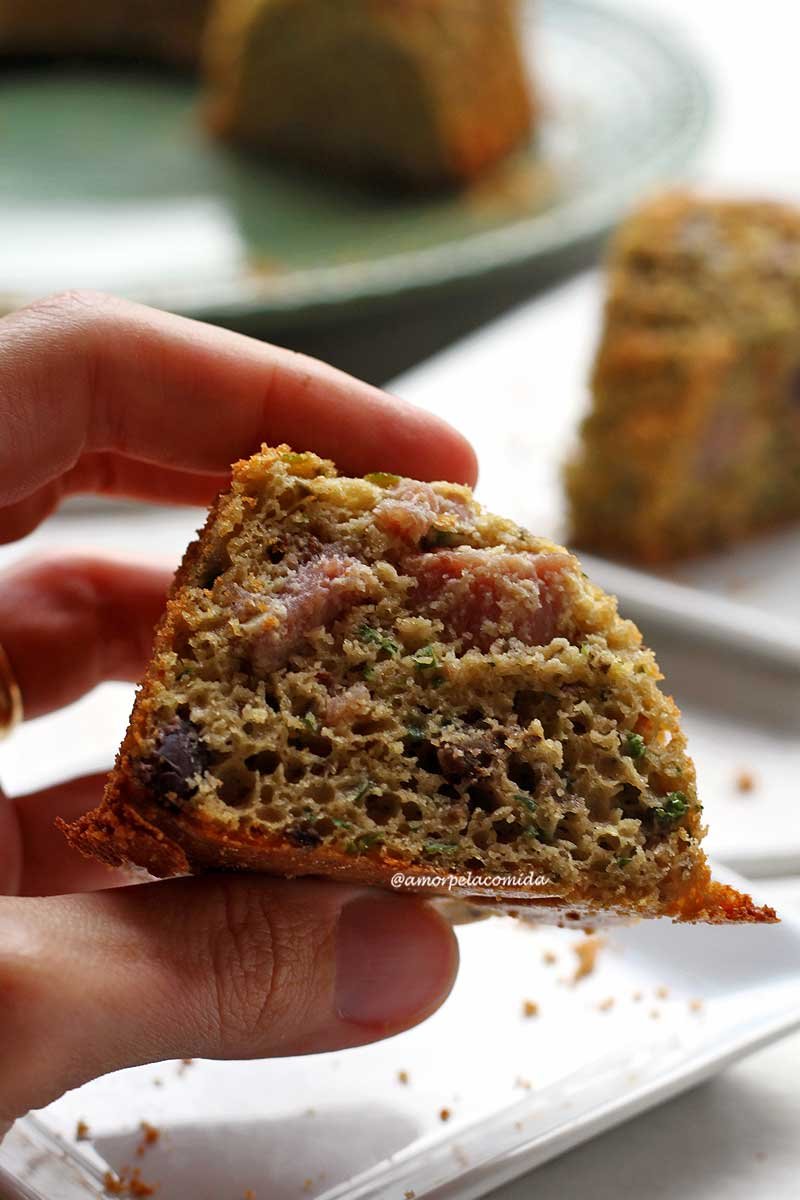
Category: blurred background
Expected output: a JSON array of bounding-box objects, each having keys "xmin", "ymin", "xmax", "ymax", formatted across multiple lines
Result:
[
  {"xmin": 0, "ymin": 1, "xmax": 796, "ymax": 379},
  {"xmin": 1, "ymin": 2, "xmax": 800, "ymax": 1197}
]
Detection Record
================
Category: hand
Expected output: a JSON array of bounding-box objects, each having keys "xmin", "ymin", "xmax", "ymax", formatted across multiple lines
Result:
[{"xmin": 0, "ymin": 291, "xmax": 474, "ymax": 1136}]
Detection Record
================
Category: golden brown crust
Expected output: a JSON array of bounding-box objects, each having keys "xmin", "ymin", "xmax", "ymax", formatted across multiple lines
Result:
[{"xmin": 66, "ymin": 769, "xmax": 776, "ymax": 925}]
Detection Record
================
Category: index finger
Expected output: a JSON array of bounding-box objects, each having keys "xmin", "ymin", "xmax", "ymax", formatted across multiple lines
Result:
[{"xmin": 0, "ymin": 291, "xmax": 477, "ymax": 510}]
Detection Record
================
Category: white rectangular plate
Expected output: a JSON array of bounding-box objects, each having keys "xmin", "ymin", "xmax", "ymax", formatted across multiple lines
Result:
[{"xmin": 1, "ymin": 869, "xmax": 795, "ymax": 1200}]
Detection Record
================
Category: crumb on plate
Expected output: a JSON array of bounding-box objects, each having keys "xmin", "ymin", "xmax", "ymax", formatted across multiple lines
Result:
[
  {"xmin": 103, "ymin": 1167, "xmax": 156, "ymax": 1197},
  {"xmin": 571, "ymin": 935, "xmax": 606, "ymax": 983},
  {"xmin": 136, "ymin": 1122, "xmax": 160, "ymax": 1156},
  {"xmin": 735, "ymin": 769, "xmax": 757, "ymax": 794}
]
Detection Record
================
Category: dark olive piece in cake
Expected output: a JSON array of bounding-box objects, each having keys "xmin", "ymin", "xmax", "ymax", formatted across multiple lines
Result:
[{"xmin": 65, "ymin": 446, "xmax": 775, "ymax": 925}]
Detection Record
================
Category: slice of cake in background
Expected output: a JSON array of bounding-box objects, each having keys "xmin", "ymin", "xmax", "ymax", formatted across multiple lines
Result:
[
  {"xmin": 203, "ymin": 0, "xmax": 535, "ymax": 187},
  {"xmin": 65, "ymin": 446, "xmax": 774, "ymax": 925},
  {"xmin": 566, "ymin": 192, "xmax": 800, "ymax": 562}
]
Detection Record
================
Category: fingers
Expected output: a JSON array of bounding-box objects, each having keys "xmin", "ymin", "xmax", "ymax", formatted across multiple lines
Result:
[
  {"xmin": 0, "ymin": 456, "xmax": 228, "ymax": 544},
  {"xmin": 0, "ymin": 878, "xmax": 459, "ymax": 1125},
  {"xmin": 0, "ymin": 787, "xmax": 22, "ymax": 896},
  {"xmin": 0, "ymin": 554, "xmax": 170, "ymax": 718},
  {"xmin": 13, "ymin": 773, "xmax": 135, "ymax": 897},
  {"xmin": 0, "ymin": 291, "xmax": 477, "ymax": 518}
]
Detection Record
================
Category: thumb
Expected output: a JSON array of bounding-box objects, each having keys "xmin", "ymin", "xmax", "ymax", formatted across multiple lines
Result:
[{"xmin": 0, "ymin": 877, "xmax": 459, "ymax": 1127}]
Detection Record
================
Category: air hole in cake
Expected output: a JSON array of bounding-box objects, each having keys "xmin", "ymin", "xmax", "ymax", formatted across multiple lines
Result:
[
  {"xmin": 245, "ymin": 749, "xmax": 280, "ymax": 775},
  {"xmin": 513, "ymin": 689, "xmax": 560, "ymax": 736},
  {"xmin": 265, "ymin": 535, "xmax": 289, "ymax": 564},
  {"xmin": 289, "ymin": 733, "xmax": 333, "ymax": 758},
  {"xmin": 466, "ymin": 781, "xmax": 500, "ymax": 814},
  {"xmin": 198, "ymin": 537, "xmax": 235, "ymax": 589},
  {"xmin": 257, "ymin": 802, "xmax": 281, "ymax": 822},
  {"xmin": 597, "ymin": 833, "xmax": 622, "ymax": 853},
  {"xmin": 366, "ymin": 792, "xmax": 402, "ymax": 825},
  {"xmin": 411, "ymin": 740, "xmax": 442, "ymax": 775},
  {"xmin": 402, "ymin": 800, "xmax": 423, "ymax": 823},
  {"xmin": 218, "ymin": 766, "xmax": 253, "ymax": 808},
  {"xmin": 617, "ymin": 783, "xmax": 644, "ymax": 813},
  {"xmin": 284, "ymin": 760, "xmax": 305, "ymax": 783},
  {"xmin": 507, "ymin": 755, "xmax": 539, "ymax": 792},
  {"xmin": 494, "ymin": 819, "xmax": 525, "ymax": 844},
  {"xmin": 307, "ymin": 781, "xmax": 334, "ymax": 803}
]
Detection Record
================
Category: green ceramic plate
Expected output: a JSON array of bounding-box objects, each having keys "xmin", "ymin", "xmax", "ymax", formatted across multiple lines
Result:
[{"xmin": 0, "ymin": 0, "xmax": 708, "ymax": 327}]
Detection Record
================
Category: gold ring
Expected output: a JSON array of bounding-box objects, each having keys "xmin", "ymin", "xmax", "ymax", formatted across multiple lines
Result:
[{"xmin": 0, "ymin": 643, "xmax": 23, "ymax": 739}]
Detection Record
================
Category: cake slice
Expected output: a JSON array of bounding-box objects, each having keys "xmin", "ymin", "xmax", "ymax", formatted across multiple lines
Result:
[
  {"xmin": 66, "ymin": 446, "xmax": 774, "ymax": 924},
  {"xmin": 566, "ymin": 192, "xmax": 800, "ymax": 562},
  {"xmin": 203, "ymin": 0, "xmax": 535, "ymax": 187}
]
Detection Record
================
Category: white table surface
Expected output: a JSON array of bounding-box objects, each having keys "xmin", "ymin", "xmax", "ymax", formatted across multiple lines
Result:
[
  {"xmin": 481, "ymin": 1, "xmax": 800, "ymax": 1195},
  {"xmin": 490, "ymin": 897, "xmax": 800, "ymax": 1200}
]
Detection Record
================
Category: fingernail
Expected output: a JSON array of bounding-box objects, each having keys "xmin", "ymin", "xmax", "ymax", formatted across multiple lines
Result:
[{"xmin": 335, "ymin": 894, "xmax": 458, "ymax": 1028}]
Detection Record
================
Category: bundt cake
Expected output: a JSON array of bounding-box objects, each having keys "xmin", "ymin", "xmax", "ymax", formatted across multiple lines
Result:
[
  {"xmin": 566, "ymin": 192, "xmax": 800, "ymax": 562},
  {"xmin": 203, "ymin": 0, "xmax": 535, "ymax": 185},
  {"xmin": 65, "ymin": 446, "xmax": 774, "ymax": 925},
  {"xmin": 0, "ymin": 0, "xmax": 534, "ymax": 186}
]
